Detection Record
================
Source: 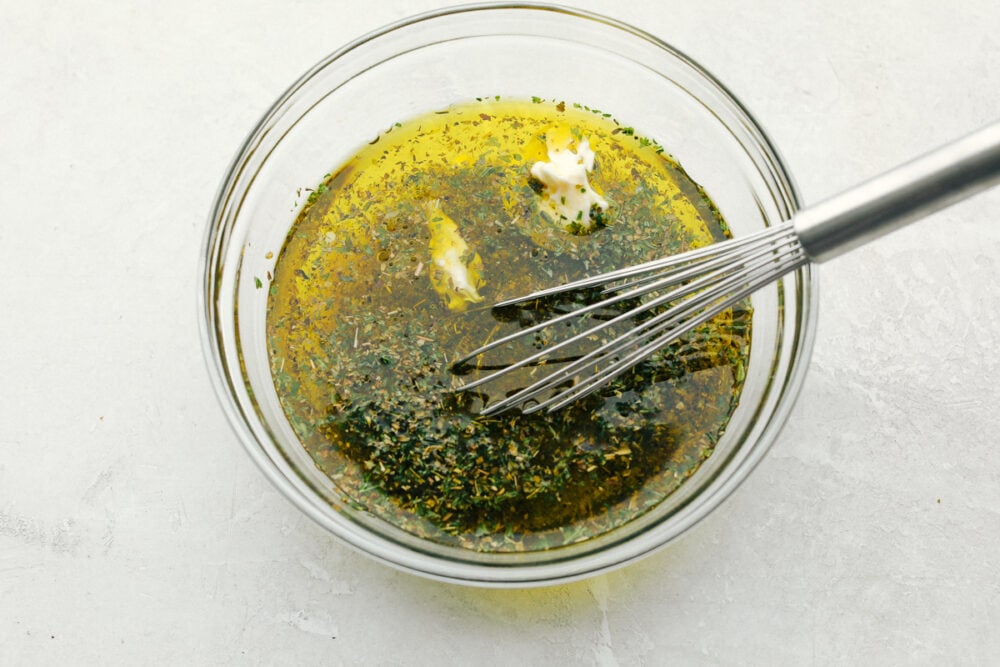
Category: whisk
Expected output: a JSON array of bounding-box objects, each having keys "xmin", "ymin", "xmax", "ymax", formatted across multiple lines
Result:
[{"xmin": 453, "ymin": 121, "xmax": 1000, "ymax": 415}]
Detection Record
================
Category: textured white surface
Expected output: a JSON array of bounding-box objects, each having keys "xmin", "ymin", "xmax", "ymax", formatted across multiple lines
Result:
[{"xmin": 2, "ymin": 1, "xmax": 999, "ymax": 663}]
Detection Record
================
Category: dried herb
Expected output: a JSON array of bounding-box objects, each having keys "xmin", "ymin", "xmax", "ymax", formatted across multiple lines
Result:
[{"xmin": 266, "ymin": 99, "xmax": 750, "ymax": 552}]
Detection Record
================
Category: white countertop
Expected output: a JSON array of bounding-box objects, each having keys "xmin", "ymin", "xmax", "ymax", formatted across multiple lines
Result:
[{"xmin": 3, "ymin": 1, "xmax": 999, "ymax": 663}]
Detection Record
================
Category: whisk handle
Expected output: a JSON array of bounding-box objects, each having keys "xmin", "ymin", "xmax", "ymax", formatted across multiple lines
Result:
[{"xmin": 793, "ymin": 120, "xmax": 1000, "ymax": 263}]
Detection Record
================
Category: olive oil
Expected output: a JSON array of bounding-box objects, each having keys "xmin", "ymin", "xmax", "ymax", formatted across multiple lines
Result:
[{"xmin": 266, "ymin": 99, "xmax": 750, "ymax": 552}]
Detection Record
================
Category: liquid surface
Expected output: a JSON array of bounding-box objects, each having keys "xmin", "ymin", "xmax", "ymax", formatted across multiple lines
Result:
[{"xmin": 266, "ymin": 99, "xmax": 750, "ymax": 552}]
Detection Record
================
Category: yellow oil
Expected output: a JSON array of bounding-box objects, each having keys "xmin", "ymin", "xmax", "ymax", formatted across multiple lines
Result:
[{"xmin": 266, "ymin": 99, "xmax": 749, "ymax": 552}]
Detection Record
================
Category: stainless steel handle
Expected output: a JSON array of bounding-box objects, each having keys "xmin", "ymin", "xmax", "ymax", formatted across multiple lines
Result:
[{"xmin": 793, "ymin": 120, "xmax": 1000, "ymax": 263}]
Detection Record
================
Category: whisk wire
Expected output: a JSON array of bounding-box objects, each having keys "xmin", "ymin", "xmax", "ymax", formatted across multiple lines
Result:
[
  {"xmin": 532, "ymin": 247, "xmax": 809, "ymax": 413},
  {"xmin": 481, "ymin": 237, "xmax": 806, "ymax": 415},
  {"xmin": 493, "ymin": 222, "xmax": 796, "ymax": 308},
  {"xmin": 454, "ymin": 229, "xmax": 791, "ymax": 390},
  {"xmin": 456, "ymin": 222, "xmax": 807, "ymax": 415},
  {"xmin": 457, "ymin": 223, "xmax": 799, "ymax": 385},
  {"xmin": 606, "ymin": 223, "xmax": 801, "ymax": 295}
]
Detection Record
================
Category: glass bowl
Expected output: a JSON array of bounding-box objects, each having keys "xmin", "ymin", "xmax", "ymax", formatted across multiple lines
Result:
[{"xmin": 201, "ymin": 2, "xmax": 817, "ymax": 586}]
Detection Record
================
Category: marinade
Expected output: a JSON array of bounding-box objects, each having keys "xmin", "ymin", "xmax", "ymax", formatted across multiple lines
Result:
[{"xmin": 266, "ymin": 99, "xmax": 750, "ymax": 552}]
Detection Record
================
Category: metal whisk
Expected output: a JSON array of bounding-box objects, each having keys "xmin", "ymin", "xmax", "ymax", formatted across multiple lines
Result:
[{"xmin": 453, "ymin": 121, "xmax": 1000, "ymax": 415}]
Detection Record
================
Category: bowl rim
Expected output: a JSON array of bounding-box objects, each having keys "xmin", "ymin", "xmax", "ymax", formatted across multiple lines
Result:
[{"xmin": 199, "ymin": 1, "xmax": 819, "ymax": 587}]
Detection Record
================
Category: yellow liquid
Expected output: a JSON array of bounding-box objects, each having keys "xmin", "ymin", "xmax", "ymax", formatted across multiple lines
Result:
[{"xmin": 267, "ymin": 99, "xmax": 749, "ymax": 552}]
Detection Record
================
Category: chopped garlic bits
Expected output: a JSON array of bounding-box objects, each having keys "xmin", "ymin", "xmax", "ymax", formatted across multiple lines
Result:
[
  {"xmin": 426, "ymin": 199, "xmax": 485, "ymax": 311},
  {"xmin": 530, "ymin": 126, "xmax": 609, "ymax": 233}
]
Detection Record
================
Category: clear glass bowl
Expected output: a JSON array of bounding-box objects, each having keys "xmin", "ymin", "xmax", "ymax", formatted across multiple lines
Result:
[{"xmin": 201, "ymin": 3, "xmax": 817, "ymax": 586}]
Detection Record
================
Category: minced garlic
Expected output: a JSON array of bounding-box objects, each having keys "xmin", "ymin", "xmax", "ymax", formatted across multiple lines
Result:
[
  {"xmin": 426, "ymin": 199, "xmax": 485, "ymax": 311},
  {"xmin": 530, "ymin": 126, "xmax": 609, "ymax": 233}
]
